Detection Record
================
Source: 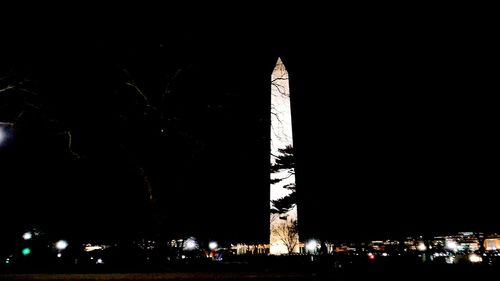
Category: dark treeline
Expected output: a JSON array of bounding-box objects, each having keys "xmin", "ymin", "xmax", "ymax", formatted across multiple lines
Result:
[{"xmin": 0, "ymin": 7, "xmax": 497, "ymax": 246}]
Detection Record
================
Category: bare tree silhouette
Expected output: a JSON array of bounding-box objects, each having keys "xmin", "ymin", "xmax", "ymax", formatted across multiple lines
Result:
[{"xmin": 271, "ymin": 218, "xmax": 299, "ymax": 254}]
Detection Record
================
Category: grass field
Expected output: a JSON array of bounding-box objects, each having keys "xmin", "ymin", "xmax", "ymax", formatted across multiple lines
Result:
[
  {"xmin": 2, "ymin": 261, "xmax": 500, "ymax": 280},
  {"xmin": 2, "ymin": 267, "xmax": 499, "ymax": 281},
  {"xmin": 1, "ymin": 272, "xmax": 311, "ymax": 281}
]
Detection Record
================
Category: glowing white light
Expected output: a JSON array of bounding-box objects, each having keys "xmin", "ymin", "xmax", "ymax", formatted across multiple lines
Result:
[
  {"xmin": 0, "ymin": 128, "xmax": 5, "ymax": 144},
  {"xmin": 446, "ymin": 241, "xmax": 458, "ymax": 251},
  {"xmin": 184, "ymin": 238, "xmax": 198, "ymax": 250},
  {"xmin": 55, "ymin": 240, "xmax": 68, "ymax": 250},
  {"xmin": 96, "ymin": 258, "xmax": 103, "ymax": 264},
  {"xmin": 469, "ymin": 253, "xmax": 482, "ymax": 263},
  {"xmin": 209, "ymin": 241, "xmax": 218, "ymax": 250},
  {"xmin": 306, "ymin": 240, "xmax": 318, "ymax": 252},
  {"xmin": 57, "ymin": 253, "xmax": 62, "ymax": 258},
  {"xmin": 485, "ymin": 239, "xmax": 498, "ymax": 250},
  {"xmin": 84, "ymin": 245, "xmax": 103, "ymax": 252},
  {"xmin": 417, "ymin": 242, "xmax": 427, "ymax": 251},
  {"xmin": 382, "ymin": 252, "xmax": 388, "ymax": 257},
  {"xmin": 22, "ymin": 232, "xmax": 32, "ymax": 240}
]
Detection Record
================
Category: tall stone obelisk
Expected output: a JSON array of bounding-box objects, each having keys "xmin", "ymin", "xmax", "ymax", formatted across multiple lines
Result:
[{"xmin": 270, "ymin": 58, "xmax": 299, "ymax": 255}]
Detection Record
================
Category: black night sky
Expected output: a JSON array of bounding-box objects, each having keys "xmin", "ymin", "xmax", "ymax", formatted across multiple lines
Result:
[{"xmin": 0, "ymin": 7, "xmax": 497, "ymax": 246}]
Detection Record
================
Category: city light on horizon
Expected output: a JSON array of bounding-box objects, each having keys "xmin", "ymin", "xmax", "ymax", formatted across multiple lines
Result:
[
  {"xmin": 305, "ymin": 240, "xmax": 318, "ymax": 252},
  {"xmin": 22, "ymin": 232, "xmax": 33, "ymax": 240},
  {"xmin": 184, "ymin": 238, "xmax": 198, "ymax": 251},
  {"xmin": 469, "ymin": 253, "xmax": 482, "ymax": 263},
  {"xmin": 417, "ymin": 242, "xmax": 427, "ymax": 251},
  {"xmin": 209, "ymin": 241, "xmax": 218, "ymax": 250},
  {"xmin": 22, "ymin": 248, "xmax": 31, "ymax": 256},
  {"xmin": 2, "ymin": 229, "xmax": 500, "ymax": 270},
  {"xmin": 55, "ymin": 240, "xmax": 69, "ymax": 251},
  {"xmin": 446, "ymin": 240, "xmax": 458, "ymax": 251}
]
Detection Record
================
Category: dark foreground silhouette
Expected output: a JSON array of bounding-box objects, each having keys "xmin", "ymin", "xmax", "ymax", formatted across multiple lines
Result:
[{"xmin": 2, "ymin": 255, "xmax": 500, "ymax": 280}]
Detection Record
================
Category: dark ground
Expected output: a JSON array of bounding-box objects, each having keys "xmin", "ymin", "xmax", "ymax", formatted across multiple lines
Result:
[
  {"xmin": 2, "ymin": 255, "xmax": 500, "ymax": 280},
  {"xmin": 1, "ymin": 265, "xmax": 499, "ymax": 281}
]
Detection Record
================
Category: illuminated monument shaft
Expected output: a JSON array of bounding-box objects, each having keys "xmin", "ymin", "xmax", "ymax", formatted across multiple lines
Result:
[{"xmin": 270, "ymin": 58, "xmax": 299, "ymax": 255}]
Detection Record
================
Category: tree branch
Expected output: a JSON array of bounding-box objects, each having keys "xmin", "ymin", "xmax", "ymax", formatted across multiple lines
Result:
[{"xmin": 0, "ymin": 85, "xmax": 15, "ymax": 94}]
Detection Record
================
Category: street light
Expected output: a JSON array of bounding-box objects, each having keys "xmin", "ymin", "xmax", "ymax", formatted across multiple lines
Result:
[
  {"xmin": 22, "ymin": 248, "xmax": 31, "ymax": 256},
  {"xmin": 184, "ymin": 238, "xmax": 198, "ymax": 251},
  {"xmin": 446, "ymin": 240, "xmax": 458, "ymax": 251},
  {"xmin": 417, "ymin": 242, "xmax": 427, "ymax": 251},
  {"xmin": 55, "ymin": 240, "xmax": 68, "ymax": 251},
  {"xmin": 209, "ymin": 241, "xmax": 218, "ymax": 250},
  {"xmin": 22, "ymin": 232, "xmax": 33, "ymax": 240},
  {"xmin": 306, "ymin": 240, "xmax": 318, "ymax": 251}
]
